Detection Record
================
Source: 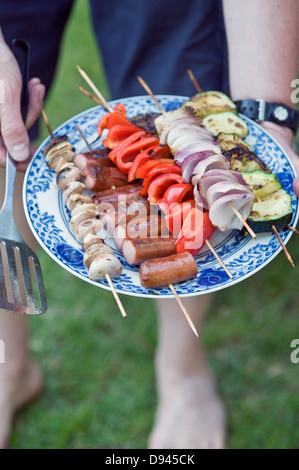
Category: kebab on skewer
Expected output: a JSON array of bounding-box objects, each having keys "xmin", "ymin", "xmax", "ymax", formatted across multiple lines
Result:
[{"xmin": 41, "ymin": 113, "xmax": 127, "ymax": 318}]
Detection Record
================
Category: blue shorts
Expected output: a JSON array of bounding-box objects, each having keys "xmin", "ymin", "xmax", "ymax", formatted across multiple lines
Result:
[{"xmin": 0, "ymin": 0, "xmax": 228, "ymax": 133}]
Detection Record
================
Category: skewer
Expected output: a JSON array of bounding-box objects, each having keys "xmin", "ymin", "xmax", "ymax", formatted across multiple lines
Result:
[
  {"xmin": 287, "ymin": 225, "xmax": 299, "ymax": 235},
  {"xmin": 205, "ymin": 239, "xmax": 234, "ymax": 279},
  {"xmin": 105, "ymin": 274, "xmax": 127, "ymax": 318},
  {"xmin": 41, "ymin": 109, "xmax": 128, "ymax": 318},
  {"xmin": 168, "ymin": 284, "xmax": 199, "ymax": 337},
  {"xmin": 76, "ymin": 65, "xmax": 113, "ymax": 113},
  {"xmin": 227, "ymin": 201, "xmax": 257, "ymax": 239},
  {"xmin": 78, "ymin": 86, "xmax": 102, "ymax": 106},
  {"xmin": 272, "ymin": 225, "xmax": 295, "ymax": 268},
  {"xmin": 137, "ymin": 76, "xmax": 165, "ymax": 114},
  {"xmin": 187, "ymin": 69, "xmax": 202, "ymax": 94},
  {"xmin": 75, "ymin": 125, "xmax": 93, "ymax": 152},
  {"xmin": 41, "ymin": 108, "xmax": 54, "ymax": 139}
]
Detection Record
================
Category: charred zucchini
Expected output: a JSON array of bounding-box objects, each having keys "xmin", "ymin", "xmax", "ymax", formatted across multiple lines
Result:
[
  {"xmin": 241, "ymin": 171, "xmax": 282, "ymax": 199},
  {"xmin": 247, "ymin": 189, "xmax": 293, "ymax": 232},
  {"xmin": 223, "ymin": 147, "xmax": 271, "ymax": 173},
  {"xmin": 217, "ymin": 133, "xmax": 253, "ymax": 152},
  {"xmin": 182, "ymin": 91, "xmax": 237, "ymax": 119},
  {"xmin": 202, "ymin": 112, "xmax": 249, "ymax": 138}
]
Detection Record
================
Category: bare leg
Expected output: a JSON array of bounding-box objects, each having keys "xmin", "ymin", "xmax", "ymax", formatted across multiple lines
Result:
[
  {"xmin": 0, "ymin": 168, "xmax": 42, "ymax": 449},
  {"xmin": 149, "ymin": 294, "xmax": 226, "ymax": 449}
]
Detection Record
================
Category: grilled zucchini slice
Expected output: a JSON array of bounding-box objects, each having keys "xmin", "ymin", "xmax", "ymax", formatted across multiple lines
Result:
[
  {"xmin": 182, "ymin": 91, "xmax": 237, "ymax": 119},
  {"xmin": 217, "ymin": 132, "xmax": 253, "ymax": 152},
  {"xmin": 202, "ymin": 112, "xmax": 249, "ymax": 138},
  {"xmin": 247, "ymin": 188, "xmax": 293, "ymax": 232},
  {"xmin": 241, "ymin": 171, "xmax": 282, "ymax": 199},
  {"xmin": 223, "ymin": 147, "xmax": 270, "ymax": 173}
]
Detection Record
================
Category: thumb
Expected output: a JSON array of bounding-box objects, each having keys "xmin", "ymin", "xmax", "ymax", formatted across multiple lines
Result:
[{"xmin": 0, "ymin": 97, "xmax": 30, "ymax": 162}]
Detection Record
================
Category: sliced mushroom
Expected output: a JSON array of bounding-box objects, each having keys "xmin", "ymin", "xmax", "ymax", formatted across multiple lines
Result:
[
  {"xmin": 67, "ymin": 193, "xmax": 94, "ymax": 211},
  {"xmin": 75, "ymin": 218, "xmax": 103, "ymax": 242},
  {"xmin": 57, "ymin": 166, "xmax": 83, "ymax": 191},
  {"xmin": 62, "ymin": 181, "xmax": 86, "ymax": 201},
  {"xmin": 70, "ymin": 209, "xmax": 97, "ymax": 233},
  {"xmin": 88, "ymin": 253, "xmax": 123, "ymax": 280},
  {"xmin": 52, "ymin": 157, "xmax": 69, "ymax": 173},
  {"xmin": 82, "ymin": 233, "xmax": 104, "ymax": 252},
  {"xmin": 71, "ymin": 203, "xmax": 96, "ymax": 217},
  {"xmin": 84, "ymin": 244, "xmax": 114, "ymax": 268}
]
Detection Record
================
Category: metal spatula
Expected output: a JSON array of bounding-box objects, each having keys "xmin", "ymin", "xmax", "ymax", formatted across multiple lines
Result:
[{"xmin": 0, "ymin": 39, "xmax": 47, "ymax": 315}]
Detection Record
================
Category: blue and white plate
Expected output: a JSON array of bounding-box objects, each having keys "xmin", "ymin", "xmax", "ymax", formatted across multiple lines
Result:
[{"xmin": 23, "ymin": 95, "xmax": 299, "ymax": 298}]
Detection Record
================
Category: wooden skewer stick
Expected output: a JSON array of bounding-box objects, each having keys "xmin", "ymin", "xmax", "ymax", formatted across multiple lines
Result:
[
  {"xmin": 105, "ymin": 274, "xmax": 127, "ymax": 318},
  {"xmin": 287, "ymin": 225, "xmax": 299, "ymax": 235},
  {"xmin": 205, "ymin": 239, "xmax": 234, "ymax": 279},
  {"xmin": 41, "ymin": 108, "xmax": 54, "ymax": 139},
  {"xmin": 78, "ymin": 86, "xmax": 102, "ymax": 106},
  {"xmin": 272, "ymin": 225, "xmax": 295, "ymax": 268},
  {"xmin": 228, "ymin": 201, "xmax": 257, "ymax": 239},
  {"xmin": 75, "ymin": 125, "xmax": 93, "ymax": 152},
  {"xmin": 41, "ymin": 110, "xmax": 128, "ymax": 318},
  {"xmin": 168, "ymin": 284, "xmax": 199, "ymax": 337},
  {"xmin": 77, "ymin": 65, "xmax": 113, "ymax": 113},
  {"xmin": 187, "ymin": 69, "xmax": 202, "ymax": 94},
  {"xmin": 137, "ymin": 76, "xmax": 165, "ymax": 114}
]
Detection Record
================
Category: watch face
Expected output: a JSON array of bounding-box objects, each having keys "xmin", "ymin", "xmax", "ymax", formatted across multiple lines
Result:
[{"xmin": 273, "ymin": 105, "xmax": 288, "ymax": 121}]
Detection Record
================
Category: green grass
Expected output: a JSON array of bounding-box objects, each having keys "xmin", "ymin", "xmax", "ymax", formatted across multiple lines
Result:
[{"xmin": 10, "ymin": 0, "xmax": 299, "ymax": 449}]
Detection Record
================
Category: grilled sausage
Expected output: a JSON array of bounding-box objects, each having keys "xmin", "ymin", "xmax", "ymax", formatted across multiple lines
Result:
[
  {"xmin": 114, "ymin": 215, "xmax": 169, "ymax": 250},
  {"xmin": 122, "ymin": 236, "xmax": 177, "ymax": 265},
  {"xmin": 139, "ymin": 252, "xmax": 198, "ymax": 288},
  {"xmin": 83, "ymin": 165, "xmax": 128, "ymax": 191}
]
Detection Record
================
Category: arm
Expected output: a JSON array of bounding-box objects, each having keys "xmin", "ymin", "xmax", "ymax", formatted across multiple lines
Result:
[
  {"xmin": 222, "ymin": 0, "xmax": 299, "ymax": 194},
  {"xmin": 0, "ymin": 28, "xmax": 45, "ymax": 168}
]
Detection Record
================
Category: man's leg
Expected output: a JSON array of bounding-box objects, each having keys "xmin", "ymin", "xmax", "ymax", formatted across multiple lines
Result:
[
  {"xmin": 149, "ymin": 295, "xmax": 226, "ymax": 449},
  {"xmin": 0, "ymin": 0, "xmax": 75, "ymax": 448},
  {"xmin": 0, "ymin": 169, "xmax": 43, "ymax": 449}
]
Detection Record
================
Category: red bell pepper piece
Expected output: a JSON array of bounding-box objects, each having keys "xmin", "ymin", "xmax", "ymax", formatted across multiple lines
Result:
[
  {"xmin": 108, "ymin": 130, "xmax": 146, "ymax": 164},
  {"xmin": 97, "ymin": 104, "xmax": 133, "ymax": 137},
  {"xmin": 158, "ymin": 183, "xmax": 194, "ymax": 206},
  {"xmin": 116, "ymin": 134, "xmax": 160, "ymax": 174},
  {"xmin": 102, "ymin": 124, "xmax": 143, "ymax": 149},
  {"xmin": 147, "ymin": 173, "xmax": 184, "ymax": 203},
  {"xmin": 140, "ymin": 164, "xmax": 182, "ymax": 196},
  {"xmin": 176, "ymin": 207, "xmax": 215, "ymax": 256},
  {"xmin": 127, "ymin": 145, "xmax": 171, "ymax": 182},
  {"xmin": 135, "ymin": 158, "xmax": 175, "ymax": 180},
  {"xmin": 163, "ymin": 202, "xmax": 194, "ymax": 237}
]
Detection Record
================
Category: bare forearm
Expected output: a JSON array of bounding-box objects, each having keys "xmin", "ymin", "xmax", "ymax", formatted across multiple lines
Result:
[{"xmin": 223, "ymin": 0, "xmax": 299, "ymax": 108}]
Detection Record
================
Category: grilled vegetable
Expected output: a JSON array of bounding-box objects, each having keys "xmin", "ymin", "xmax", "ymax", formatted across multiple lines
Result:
[
  {"xmin": 182, "ymin": 91, "xmax": 237, "ymax": 119},
  {"xmin": 247, "ymin": 188, "xmax": 293, "ymax": 232},
  {"xmin": 223, "ymin": 147, "xmax": 270, "ymax": 173},
  {"xmin": 241, "ymin": 171, "xmax": 282, "ymax": 199},
  {"xmin": 202, "ymin": 112, "xmax": 249, "ymax": 138},
  {"xmin": 217, "ymin": 133, "xmax": 253, "ymax": 152}
]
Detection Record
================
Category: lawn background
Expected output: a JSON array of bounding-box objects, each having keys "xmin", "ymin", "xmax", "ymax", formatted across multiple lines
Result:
[{"xmin": 10, "ymin": 0, "xmax": 299, "ymax": 449}]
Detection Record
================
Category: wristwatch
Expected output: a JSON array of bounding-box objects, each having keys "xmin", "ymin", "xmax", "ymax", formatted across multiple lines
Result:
[{"xmin": 234, "ymin": 99, "xmax": 299, "ymax": 133}]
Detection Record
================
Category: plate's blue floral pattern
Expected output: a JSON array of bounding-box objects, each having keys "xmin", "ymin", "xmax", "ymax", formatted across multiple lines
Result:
[{"xmin": 23, "ymin": 96, "xmax": 299, "ymax": 298}]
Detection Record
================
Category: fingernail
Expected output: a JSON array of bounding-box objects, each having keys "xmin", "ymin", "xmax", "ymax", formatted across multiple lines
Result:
[{"xmin": 11, "ymin": 143, "xmax": 30, "ymax": 161}]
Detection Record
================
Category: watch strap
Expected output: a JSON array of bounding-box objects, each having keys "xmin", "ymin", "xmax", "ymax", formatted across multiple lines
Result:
[{"xmin": 235, "ymin": 99, "xmax": 299, "ymax": 133}]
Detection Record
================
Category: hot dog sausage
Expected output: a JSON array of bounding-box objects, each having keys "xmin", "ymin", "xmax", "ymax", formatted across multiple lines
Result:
[
  {"xmin": 122, "ymin": 236, "xmax": 177, "ymax": 265},
  {"xmin": 139, "ymin": 252, "xmax": 198, "ymax": 288}
]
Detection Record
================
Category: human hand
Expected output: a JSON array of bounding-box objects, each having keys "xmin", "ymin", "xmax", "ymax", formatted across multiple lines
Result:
[
  {"xmin": 260, "ymin": 121, "xmax": 299, "ymax": 197},
  {"xmin": 0, "ymin": 34, "xmax": 45, "ymax": 169}
]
